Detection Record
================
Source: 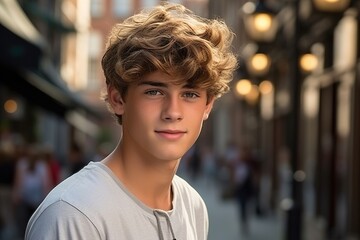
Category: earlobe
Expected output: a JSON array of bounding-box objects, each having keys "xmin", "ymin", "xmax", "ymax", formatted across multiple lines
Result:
[
  {"xmin": 203, "ymin": 113, "xmax": 209, "ymax": 120},
  {"xmin": 108, "ymin": 86, "xmax": 125, "ymax": 115},
  {"xmin": 203, "ymin": 97, "xmax": 215, "ymax": 121}
]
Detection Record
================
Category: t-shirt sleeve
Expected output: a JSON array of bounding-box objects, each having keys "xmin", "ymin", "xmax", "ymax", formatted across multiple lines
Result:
[{"xmin": 25, "ymin": 201, "xmax": 101, "ymax": 240}]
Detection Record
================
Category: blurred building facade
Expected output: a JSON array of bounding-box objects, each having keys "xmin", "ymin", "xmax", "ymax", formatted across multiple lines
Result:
[
  {"xmin": 0, "ymin": 0, "xmax": 102, "ymax": 163},
  {"xmin": 210, "ymin": 0, "xmax": 360, "ymax": 239}
]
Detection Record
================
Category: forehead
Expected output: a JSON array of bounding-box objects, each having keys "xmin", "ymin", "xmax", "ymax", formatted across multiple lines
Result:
[
  {"xmin": 135, "ymin": 71, "xmax": 201, "ymax": 89},
  {"xmin": 141, "ymin": 70, "xmax": 184, "ymax": 84}
]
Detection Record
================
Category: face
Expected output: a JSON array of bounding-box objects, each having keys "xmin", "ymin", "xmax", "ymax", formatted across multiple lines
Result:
[{"xmin": 109, "ymin": 71, "xmax": 214, "ymax": 162}]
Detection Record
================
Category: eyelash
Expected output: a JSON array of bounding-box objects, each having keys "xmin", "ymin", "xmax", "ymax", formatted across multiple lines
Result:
[
  {"xmin": 145, "ymin": 90, "xmax": 162, "ymax": 96},
  {"xmin": 144, "ymin": 89, "xmax": 200, "ymax": 99},
  {"xmin": 183, "ymin": 92, "xmax": 200, "ymax": 99}
]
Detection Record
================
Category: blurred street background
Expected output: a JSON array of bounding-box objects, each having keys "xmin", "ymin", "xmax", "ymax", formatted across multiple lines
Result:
[{"xmin": 1, "ymin": 0, "xmax": 360, "ymax": 239}]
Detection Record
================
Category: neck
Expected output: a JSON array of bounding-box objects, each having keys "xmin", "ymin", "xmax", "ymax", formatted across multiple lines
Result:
[{"xmin": 103, "ymin": 142, "xmax": 179, "ymax": 210}]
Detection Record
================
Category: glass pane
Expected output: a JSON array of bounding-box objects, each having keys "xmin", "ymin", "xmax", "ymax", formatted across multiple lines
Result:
[
  {"xmin": 113, "ymin": 0, "xmax": 132, "ymax": 17},
  {"xmin": 90, "ymin": 0, "xmax": 104, "ymax": 17},
  {"xmin": 140, "ymin": 0, "xmax": 159, "ymax": 9}
]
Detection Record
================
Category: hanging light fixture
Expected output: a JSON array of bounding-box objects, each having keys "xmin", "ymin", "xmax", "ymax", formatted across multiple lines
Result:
[
  {"xmin": 242, "ymin": 0, "xmax": 278, "ymax": 42},
  {"xmin": 313, "ymin": 0, "xmax": 350, "ymax": 12}
]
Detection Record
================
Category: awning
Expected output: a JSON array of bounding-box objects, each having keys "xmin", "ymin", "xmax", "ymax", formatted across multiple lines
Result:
[
  {"xmin": 34, "ymin": 62, "xmax": 103, "ymax": 137},
  {"xmin": 22, "ymin": 2, "xmax": 77, "ymax": 33},
  {"xmin": 38, "ymin": 61, "xmax": 103, "ymax": 119},
  {"xmin": 1, "ymin": 63, "xmax": 101, "ymax": 137},
  {"xmin": 0, "ymin": 0, "xmax": 102, "ymax": 130},
  {"xmin": 0, "ymin": 0, "xmax": 45, "ymax": 69},
  {"xmin": 1, "ymin": 65, "xmax": 72, "ymax": 116},
  {"xmin": 2, "ymin": 62, "xmax": 103, "ymax": 122}
]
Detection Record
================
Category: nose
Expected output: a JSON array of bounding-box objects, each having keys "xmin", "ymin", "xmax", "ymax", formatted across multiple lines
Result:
[{"xmin": 161, "ymin": 95, "xmax": 183, "ymax": 121}]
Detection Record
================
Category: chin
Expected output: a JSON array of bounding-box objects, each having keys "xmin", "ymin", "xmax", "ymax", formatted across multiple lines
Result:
[{"xmin": 155, "ymin": 151, "xmax": 184, "ymax": 162}]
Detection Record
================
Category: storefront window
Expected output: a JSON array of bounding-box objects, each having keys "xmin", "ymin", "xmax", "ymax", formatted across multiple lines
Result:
[
  {"xmin": 113, "ymin": 0, "xmax": 132, "ymax": 18},
  {"xmin": 90, "ymin": 0, "xmax": 104, "ymax": 18},
  {"xmin": 140, "ymin": 0, "xmax": 159, "ymax": 9}
]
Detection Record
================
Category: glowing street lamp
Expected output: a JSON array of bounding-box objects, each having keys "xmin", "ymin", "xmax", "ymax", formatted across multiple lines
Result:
[{"xmin": 242, "ymin": 0, "xmax": 278, "ymax": 42}]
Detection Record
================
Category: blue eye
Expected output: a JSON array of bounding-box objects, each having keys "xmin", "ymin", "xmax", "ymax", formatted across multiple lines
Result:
[
  {"xmin": 183, "ymin": 92, "xmax": 200, "ymax": 98},
  {"xmin": 145, "ymin": 90, "xmax": 162, "ymax": 96}
]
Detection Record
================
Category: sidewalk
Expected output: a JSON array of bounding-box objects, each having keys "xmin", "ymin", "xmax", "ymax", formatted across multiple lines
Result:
[{"xmin": 187, "ymin": 176, "xmax": 284, "ymax": 240}]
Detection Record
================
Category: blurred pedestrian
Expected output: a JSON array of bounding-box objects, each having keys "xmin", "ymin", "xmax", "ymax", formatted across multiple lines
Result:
[
  {"xmin": 0, "ymin": 141, "xmax": 17, "ymax": 239},
  {"xmin": 233, "ymin": 144, "xmax": 255, "ymax": 235},
  {"xmin": 13, "ymin": 144, "xmax": 50, "ymax": 236},
  {"xmin": 25, "ymin": 3, "xmax": 237, "ymax": 240},
  {"xmin": 42, "ymin": 145, "xmax": 61, "ymax": 188},
  {"xmin": 187, "ymin": 145, "xmax": 203, "ymax": 181},
  {"xmin": 201, "ymin": 145, "xmax": 217, "ymax": 187},
  {"xmin": 219, "ymin": 140, "xmax": 240, "ymax": 200}
]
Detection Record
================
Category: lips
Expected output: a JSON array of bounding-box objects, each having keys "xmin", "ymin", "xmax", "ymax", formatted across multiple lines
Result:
[{"xmin": 155, "ymin": 129, "xmax": 187, "ymax": 140}]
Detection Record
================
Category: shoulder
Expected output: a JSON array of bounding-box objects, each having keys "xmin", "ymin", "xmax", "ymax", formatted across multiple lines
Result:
[
  {"xmin": 32, "ymin": 162, "xmax": 122, "ymax": 219},
  {"xmin": 172, "ymin": 175, "xmax": 207, "ymax": 211},
  {"xmin": 25, "ymin": 201, "xmax": 100, "ymax": 240},
  {"xmin": 26, "ymin": 162, "xmax": 124, "ymax": 239},
  {"xmin": 47, "ymin": 162, "xmax": 123, "ymax": 205}
]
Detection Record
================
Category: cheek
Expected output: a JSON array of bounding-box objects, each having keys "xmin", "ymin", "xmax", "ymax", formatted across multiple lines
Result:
[
  {"xmin": 139, "ymin": 104, "xmax": 160, "ymax": 119},
  {"xmin": 124, "ymin": 103, "xmax": 159, "ymax": 125},
  {"xmin": 186, "ymin": 111, "xmax": 205, "ymax": 135},
  {"xmin": 189, "ymin": 106, "xmax": 208, "ymax": 121}
]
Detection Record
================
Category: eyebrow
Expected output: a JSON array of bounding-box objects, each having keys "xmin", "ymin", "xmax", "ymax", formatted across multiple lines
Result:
[
  {"xmin": 139, "ymin": 80, "xmax": 197, "ymax": 89},
  {"xmin": 138, "ymin": 81, "xmax": 167, "ymax": 87}
]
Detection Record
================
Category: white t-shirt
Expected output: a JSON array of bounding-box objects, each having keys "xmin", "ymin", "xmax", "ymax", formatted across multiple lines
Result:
[{"xmin": 25, "ymin": 162, "xmax": 208, "ymax": 240}]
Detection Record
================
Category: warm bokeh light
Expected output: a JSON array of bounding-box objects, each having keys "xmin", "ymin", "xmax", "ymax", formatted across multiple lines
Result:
[
  {"xmin": 4, "ymin": 99, "xmax": 18, "ymax": 114},
  {"xmin": 259, "ymin": 80, "xmax": 273, "ymax": 95},
  {"xmin": 251, "ymin": 53, "xmax": 270, "ymax": 72},
  {"xmin": 242, "ymin": 2, "xmax": 278, "ymax": 42},
  {"xmin": 245, "ymin": 84, "xmax": 260, "ymax": 104},
  {"xmin": 235, "ymin": 79, "xmax": 252, "ymax": 96},
  {"xmin": 253, "ymin": 13, "xmax": 273, "ymax": 32},
  {"xmin": 300, "ymin": 53, "xmax": 318, "ymax": 72}
]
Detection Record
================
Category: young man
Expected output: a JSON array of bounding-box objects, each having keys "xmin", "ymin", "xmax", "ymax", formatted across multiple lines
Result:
[{"xmin": 25, "ymin": 3, "xmax": 237, "ymax": 240}]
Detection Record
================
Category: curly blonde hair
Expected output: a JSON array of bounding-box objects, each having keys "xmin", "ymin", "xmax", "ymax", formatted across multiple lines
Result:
[{"xmin": 102, "ymin": 3, "xmax": 237, "ymax": 124}]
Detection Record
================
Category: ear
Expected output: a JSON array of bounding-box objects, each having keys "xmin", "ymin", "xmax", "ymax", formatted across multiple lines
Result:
[
  {"xmin": 203, "ymin": 97, "xmax": 215, "ymax": 121},
  {"xmin": 108, "ymin": 86, "xmax": 125, "ymax": 115}
]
